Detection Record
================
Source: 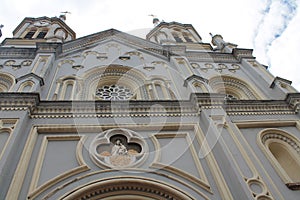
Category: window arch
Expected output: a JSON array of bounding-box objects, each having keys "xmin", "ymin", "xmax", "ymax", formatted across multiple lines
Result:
[
  {"xmin": 81, "ymin": 65, "xmax": 148, "ymax": 100},
  {"xmin": 60, "ymin": 79, "xmax": 75, "ymax": 100},
  {"xmin": 53, "ymin": 77, "xmax": 76, "ymax": 100},
  {"xmin": 18, "ymin": 81, "xmax": 35, "ymax": 92},
  {"xmin": 0, "ymin": 73, "xmax": 14, "ymax": 92},
  {"xmin": 258, "ymin": 129, "xmax": 300, "ymax": 190},
  {"xmin": 193, "ymin": 81, "xmax": 208, "ymax": 93},
  {"xmin": 209, "ymin": 75, "xmax": 261, "ymax": 100}
]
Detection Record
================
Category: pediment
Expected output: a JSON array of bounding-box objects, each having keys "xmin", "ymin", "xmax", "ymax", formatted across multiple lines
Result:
[
  {"xmin": 61, "ymin": 29, "xmax": 168, "ymax": 60},
  {"xmin": 16, "ymin": 73, "xmax": 44, "ymax": 86}
]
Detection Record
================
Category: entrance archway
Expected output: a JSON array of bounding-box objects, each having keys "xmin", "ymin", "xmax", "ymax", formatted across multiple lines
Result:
[{"xmin": 61, "ymin": 177, "xmax": 194, "ymax": 200}]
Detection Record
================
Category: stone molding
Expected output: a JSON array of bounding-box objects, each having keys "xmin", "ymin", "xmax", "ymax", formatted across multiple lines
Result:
[
  {"xmin": 0, "ymin": 47, "xmax": 36, "ymax": 59},
  {"xmin": 0, "ymin": 93, "xmax": 298, "ymax": 117}
]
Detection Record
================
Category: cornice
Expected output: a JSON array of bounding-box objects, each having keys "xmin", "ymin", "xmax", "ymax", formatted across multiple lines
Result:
[
  {"xmin": 285, "ymin": 93, "xmax": 300, "ymax": 113},
  {"xmin": 0, "ymin": 93, "xmax": 298, "ymax": 118},
  {"xmin": 270, "ymin": 76, "xmax": 292, "ymax": 88},
  {"xmin": 0, "ymin": 93, "xmax": 40, "ymax": 112},
  {"xmin": 232, "ymin": 48, "xmax": 255, "ymax": 61},
  {"xmin": 31, "ymin": 100, "xmax": 199, "ymax": 118},
  {"xmin": 224, "ymin": 99, "xmax": 296, "ymax": 116},
  {"xmin": 186, "ymin": 51, "xmax": 239, "ymax": 63},
  {"xmin": 0, "ymin": 47, "xmax": 36, "ymax": 59}
]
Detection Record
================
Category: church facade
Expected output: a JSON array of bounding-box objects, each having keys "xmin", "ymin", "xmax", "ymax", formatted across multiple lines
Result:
[{"xmin": 0, "ymin": 16, "xmax": 299, "ymax": 199}]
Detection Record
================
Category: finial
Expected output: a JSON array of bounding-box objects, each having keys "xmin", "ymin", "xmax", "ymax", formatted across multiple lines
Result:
[
  {"xmin": 209, "ymin": 32, "xmax": 214, "ymax": 37},
  {"xmin": 59, "ymin": 11, "xmax": 71, "ymax": 21},
  {"xmin": 149, "ymin": 14, "xmax": 160, "ymax": 26}
]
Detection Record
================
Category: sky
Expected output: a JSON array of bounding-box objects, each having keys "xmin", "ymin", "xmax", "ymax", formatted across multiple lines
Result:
[{"xmin": 0, "ymin": 0, "xmax": 299, "ymax": 91}]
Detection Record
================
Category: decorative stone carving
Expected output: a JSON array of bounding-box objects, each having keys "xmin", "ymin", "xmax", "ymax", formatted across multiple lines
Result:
[
  {"xmin": 12, "ymin": 65, "xmax": 21, "ymax": 70},
  {"xmin": 89, "ymin": 128, "xmax": 147, "ymax": 168},
  {"xmin": 194, "ymin": 63, "xmax": 240, "ymax": 73},
  {"xmin": 191, "ymin": 63, "xmax": 200, "ymax": 69},
  {"xmin": 143, "ymin": 66, "xmax": 155, "ymax": 71},
  {"xmin": 95, "ymin": 84, "xmax": 134, "ymax": 100},
  {"xmin": 72, "ymin": 65, "xmax": 84, "ymax": 70},
  {"xmin": 4, "ymin": 60, "xmax": 16, "ymax": 66},
  {"xmin": 21, "ymin": 60, "xmax": 32, "ymax": 66}
]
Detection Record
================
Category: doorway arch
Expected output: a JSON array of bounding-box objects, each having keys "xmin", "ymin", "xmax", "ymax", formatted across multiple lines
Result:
[{"xmin": 61, "ymin": 177, "xmax": 195, "ymax": 200}]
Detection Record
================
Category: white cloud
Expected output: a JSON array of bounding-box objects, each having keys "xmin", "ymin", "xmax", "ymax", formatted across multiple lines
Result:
[{"xmin": 252, "ymin": 0, "xmax": 300, "ymax": 90}]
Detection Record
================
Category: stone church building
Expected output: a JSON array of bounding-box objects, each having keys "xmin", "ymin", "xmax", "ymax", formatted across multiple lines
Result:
[{"xmin": 0, "ymin": 15, "xmax": 299, "ymax": 199}]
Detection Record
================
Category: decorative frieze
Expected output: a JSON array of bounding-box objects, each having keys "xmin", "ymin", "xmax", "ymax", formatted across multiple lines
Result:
[{"xmin": 190, "ymin": 62, "xmax": 241, "ymax": 73}]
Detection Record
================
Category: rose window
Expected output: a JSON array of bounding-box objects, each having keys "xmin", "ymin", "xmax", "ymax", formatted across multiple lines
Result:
[{"xmin": 95, "ymin": 85, "xmax": 133, "ymax": 100}]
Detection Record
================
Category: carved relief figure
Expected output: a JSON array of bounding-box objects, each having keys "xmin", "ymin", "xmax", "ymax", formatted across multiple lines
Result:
[
  {"xmin": 111, "ymin": 139, "xmax": 128, "ymax": 156},
  {"xmin": 90, "ymin": 128, "xmax": 147, "ymax": 168}
]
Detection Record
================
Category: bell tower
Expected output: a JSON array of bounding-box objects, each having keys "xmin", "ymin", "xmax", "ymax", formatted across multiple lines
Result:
[
  {"xmin": 146, "ymin": 21, "xmax": 202, "ymax": 45},
  {"xmin": 1, "ymin": 16, "xmax": 76, "ymax": 47}
]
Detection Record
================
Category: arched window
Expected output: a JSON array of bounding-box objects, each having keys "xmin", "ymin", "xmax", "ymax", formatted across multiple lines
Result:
[
  {"xmin": 81, "ymin": 66, "xmax": 147, "ymax": 100},
  {"xmin": 147, "ymin": 79, "xmax": 175, "ymax": 100},
  {"xmin": 258, "ymin": 129, "xmax": 300, "ymax": 190},
  {"xmin": 155, "ymin": 84, "xmax": 164, "ymax": 99},
  {"xmin": 36, "ymin": 29, "xmax": 48, "ymax": 39},
  {"xmin": 55, "ymin": 78, "xmax": 76, "ymax": 100},
  {"xmin": 64, "ymin": 83, "xmax": 74, "ymax": 100},
  {"xmin": 18, "ymin": 81, "xmax": 35, "ymax": 92},
  {"xmin": 209, "ymin": 76, "xmax": 261, "ymax": 100},
  {"xmin": 193, "ymin": 81, "xmax": 208, "ymax": 93},
  {"xmin": 24, "ymin": 29, "xmax": 37, "ymax": 39}
]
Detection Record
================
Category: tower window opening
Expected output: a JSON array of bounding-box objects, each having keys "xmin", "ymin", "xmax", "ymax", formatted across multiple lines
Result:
[
  {"xmin": 24, "ymin": 31, "xmax": 36, "ymax": 39},
  {"xmin": 36, "ymin": 30, "xmax": 47, "ymax": 39}
]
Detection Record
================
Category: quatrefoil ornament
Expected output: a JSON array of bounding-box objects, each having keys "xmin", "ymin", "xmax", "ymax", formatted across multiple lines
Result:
[{"xmin": 89, "ymin": 128, "xmax": 148, "ymax": 168}]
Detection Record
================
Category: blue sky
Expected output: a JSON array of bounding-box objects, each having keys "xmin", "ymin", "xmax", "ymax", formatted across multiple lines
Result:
[{"xmin": 1, "ymin": 0, "xmax": 299, "ymax": 91}]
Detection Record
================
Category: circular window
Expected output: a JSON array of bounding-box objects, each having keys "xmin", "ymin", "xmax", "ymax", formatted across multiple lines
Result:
[{"xmin": 95, "ymin": 85, "xmax": 133, "ymax": 100}]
